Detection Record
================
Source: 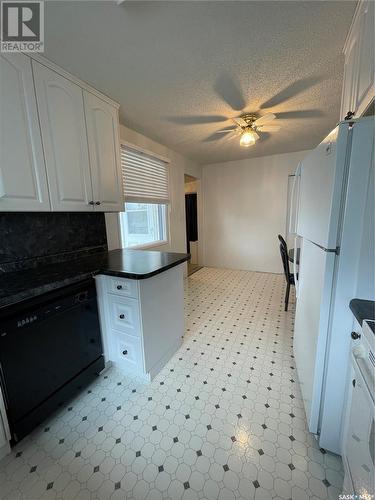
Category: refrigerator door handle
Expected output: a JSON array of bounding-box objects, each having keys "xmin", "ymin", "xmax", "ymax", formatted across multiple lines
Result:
[
  {"xmin": 289, "ymin": 173, "xmax": 297, "ymax": 235},
  {"xmin": 289, "ymin": 163, "xmax": 301, "ymax": 235},
  {"xmin": 309, "ymin": 240, "xmax": 340, "ymax": 255},
  {"xmin": 293, "ymin": 235, "xmax": 299, "ymax": 298}
]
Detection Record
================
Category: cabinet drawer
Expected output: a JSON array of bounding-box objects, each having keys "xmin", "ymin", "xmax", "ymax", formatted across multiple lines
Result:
[
  {"xmin": 108, "ymin": 295, "xmax": 140, "ymax": 337},
  {"xmin": 106, "ymin": 276, "xmax": 138, "ymax": 299},
  {"xmin": 112, "ymin": 333, "xmax": 143, "ymax": 372}
]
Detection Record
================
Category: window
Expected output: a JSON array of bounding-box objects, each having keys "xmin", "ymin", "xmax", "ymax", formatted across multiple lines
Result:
[
  {"xmin": 120, "ymin": 202, "xmax": 168, "ymax": 248},
  {"xmin": 119, "ymin": 145, "xmax": 170, "ymax": 249}
]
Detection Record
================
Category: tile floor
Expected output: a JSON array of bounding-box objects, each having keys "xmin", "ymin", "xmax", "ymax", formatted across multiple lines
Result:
[{"xmin": 0, "ymin": 268, "xmax": 344, "ymax": 500}]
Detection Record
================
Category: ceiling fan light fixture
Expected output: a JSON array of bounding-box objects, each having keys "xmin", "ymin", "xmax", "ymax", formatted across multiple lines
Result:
[{"xmin": 240, "ymin": 129, "xmax": 256, "ymax": 147}]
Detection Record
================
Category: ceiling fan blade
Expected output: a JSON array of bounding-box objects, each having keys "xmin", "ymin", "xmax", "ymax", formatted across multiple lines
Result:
[
  {"xmin": 254, "ymin": 113, "xmax": 276, "ymax": 126},
  {"xmin": 276, "ymin": 109, "xmax": 323, "ymax": 119},
  {"xmin": 252, "ymin": 131, "xmax": 260, "ymax": 141},
  {"xmin": 202, "ymin": 132, "xmax": 228, "ymax": 142},
  {"xmin": 258, "ymin": 125, "xmax": 281, "ymax": 132},
  {"xmin": 222, "ymin": 132, "xmax": 240, "ymax": 142},
  {"xmin": 220, "ymin": 130, "xmax": 242, "ymax": 142},
  {"xmin": 260, "ymin": 76, "xmax": 321, "ymax": 109},
  {"xmin": 164, "ymin": 115, "xmax": 228, "ymax": 125},
  {"xmin": 203, "ymin": 129, "xmax": 240, "ymax": 143},
  {"xmin": 215, "ymin": 128, "xmax": 237, "ymax": 133},
  {"xmin": 213, "ymin": 73, "xmax": 246, "ymax": 111},
  {"xmin": 233, "ymin": 117, "xmax": 247, "ymax": 128}
]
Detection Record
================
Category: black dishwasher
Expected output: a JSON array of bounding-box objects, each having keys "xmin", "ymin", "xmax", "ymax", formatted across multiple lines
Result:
[{"xmin": 0, "ymin": 279, "xmax": 104, "ymax": 443}]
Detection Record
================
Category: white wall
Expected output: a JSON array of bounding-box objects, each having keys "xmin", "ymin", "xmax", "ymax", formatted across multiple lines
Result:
[
  {"xmin": 202, "ymin": 150, "xmax": 309, "ymax": 273},
  {"xmin": 105, "ymin": 124, "xmax": 201, "ymax": 255}
]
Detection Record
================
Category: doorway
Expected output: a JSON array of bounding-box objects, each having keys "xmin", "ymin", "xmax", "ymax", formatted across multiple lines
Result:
[{"xmin": 184, "ymin": 174, "xmax": 202, "ymax": 276}]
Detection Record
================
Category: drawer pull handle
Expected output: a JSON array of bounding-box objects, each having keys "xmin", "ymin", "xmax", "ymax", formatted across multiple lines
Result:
[
  {"xmin": 119, "ymin": 314, "xmax": 125, "ymax": 319},
  {"xmin": 117, "ymin": 285, "xmax": 123, "ymax": 290},
  {"xmin": 122, "ymin": 350, "xmax": 128, "ymax": 355}
]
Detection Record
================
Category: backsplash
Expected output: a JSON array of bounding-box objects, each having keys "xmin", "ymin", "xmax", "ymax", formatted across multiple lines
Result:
[{"xmin": 0, "ymin": 213, "xmax": 107, "ymax": 272}]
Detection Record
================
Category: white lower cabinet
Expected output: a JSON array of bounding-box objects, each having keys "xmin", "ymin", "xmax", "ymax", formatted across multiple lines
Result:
[
  {"xmin": 342, "ymin": 320, "xmax": 375, "ymax": 496},
  {"xmin": 95, "ymin": 265, "xmax": 184, "ymax": 381}
]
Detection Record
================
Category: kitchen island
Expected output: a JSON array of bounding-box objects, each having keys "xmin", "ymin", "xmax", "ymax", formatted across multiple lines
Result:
[
  {"xmin": 0, "ymin": 249, "xmax": 189, "ymax": 309},
  {"xmin": 0, "ymin": 248, "xmax": 189, "ymax": 381},
  {"xmin": 95, "ymin": 249, "xmax": 189, "ymax": 380}
]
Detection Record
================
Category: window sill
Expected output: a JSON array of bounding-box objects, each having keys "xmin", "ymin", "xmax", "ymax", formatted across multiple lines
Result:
[{"xmin": 125, "ymin": 240, "xmax": 169, "ymax": 251}]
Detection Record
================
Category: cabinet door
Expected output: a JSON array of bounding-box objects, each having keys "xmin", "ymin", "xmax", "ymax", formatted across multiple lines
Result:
[
  {"xmin": 341, "ymin": 33, "xmax": 360, "ymax": 119},
  {"xmin": 0, "ymin": 54, "xmax": 50, "ymax": 211},
  {"xmin": 344, "ymin": 362, "xmax": 374, "ymax": 497},
  {"xmin": 356, "ymin": 1, "xmax": 374, "ymax": 116},
  {"xmin": 33, "ymin": 61, "xmax": 94, "ymax": 211},
  {"xmin": 84, "ymin": 91, "xmax": 123, "ymax": 212}
]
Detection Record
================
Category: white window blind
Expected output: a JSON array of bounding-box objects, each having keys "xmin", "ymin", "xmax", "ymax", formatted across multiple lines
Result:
[{"xmin": 120, "ymin": 146, "xmax": 170, "ymax": 204}]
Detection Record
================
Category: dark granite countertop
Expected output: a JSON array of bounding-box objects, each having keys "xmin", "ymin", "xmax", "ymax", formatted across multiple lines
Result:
[
  {"xmin": 0, "ymin": 249, "xmax": 189, "ymax": 311},
  {"xmin": 349, "ymin": 298, "xmax": 375, "ymax": 326},
  {"xmin": 99, "ymin": 249, "xmax": 189, "ymax": 280}
]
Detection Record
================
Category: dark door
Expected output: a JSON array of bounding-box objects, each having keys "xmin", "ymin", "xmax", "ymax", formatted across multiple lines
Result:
[{"xmin": 185, "ymin": 193, "xmax": 198, "ymax": 253}]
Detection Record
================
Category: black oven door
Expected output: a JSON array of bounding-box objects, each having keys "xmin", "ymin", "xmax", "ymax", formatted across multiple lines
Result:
[{"xmin": 0, "ymin": 279, "xmax": 104, "ymax": 442}]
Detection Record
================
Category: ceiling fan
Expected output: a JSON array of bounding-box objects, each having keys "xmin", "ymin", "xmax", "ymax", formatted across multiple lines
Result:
[
  {"xmin": 164, "ymin": 73, "xmax": 322, "ymax": 149},
  {"xmin": 216, "ymin": 112, "xmax": 281, "ymax": 147}
]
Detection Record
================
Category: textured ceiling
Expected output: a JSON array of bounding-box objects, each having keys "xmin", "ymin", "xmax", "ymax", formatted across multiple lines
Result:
[{"xmin": 44, "ymin": 1, "xmax": 356, "ymax": 164}]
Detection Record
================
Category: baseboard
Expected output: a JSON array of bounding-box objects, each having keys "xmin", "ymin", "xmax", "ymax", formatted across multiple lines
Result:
[
  {"xmin": 147, "ymin": 338, "xmax": 182, "ymax": 381},
  {"xmin": 0, "ymin": 441, "xmax": 11, "ymax": 461}
]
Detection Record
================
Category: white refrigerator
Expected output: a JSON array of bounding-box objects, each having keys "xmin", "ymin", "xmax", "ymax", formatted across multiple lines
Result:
[{"xmin": 291, "ymin": 117, "xmax": 374, "ymax": 455}]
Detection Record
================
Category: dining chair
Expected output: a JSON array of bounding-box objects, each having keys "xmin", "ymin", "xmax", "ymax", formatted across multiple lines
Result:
[
  {"xmin": 278, "ymin": 234, "xmax": 288, "ymax": 250},
  {"xmin": 278, "ymin": 234, "xmax": 295, "ymax": 311}
]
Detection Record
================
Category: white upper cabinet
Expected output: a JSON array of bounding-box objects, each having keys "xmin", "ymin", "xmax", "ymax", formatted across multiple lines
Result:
[
  {"xmin": 356, "ymin": 1, "xmax": 374, "ymax": 114},
  {"xmin": 33, "ymin": 61, "xmax": 94, "ymax": 211},
  {"xmin": 0, "ymin": 54, "xmax": 122, "ymax": 213},
  {"xmin": 0, "ymin": 53, "xmax": 50, "ymax": 211},
  {"xmin": 341, "ymin": 31, "xmax": 359, "ymax": 119},
  {"xmin": 84, "ymin": 92, "xmax": 123, "ymax": 212},
  {"xmin": 341, "ymin": 0, "xmax": 374, "ymax": 119}
]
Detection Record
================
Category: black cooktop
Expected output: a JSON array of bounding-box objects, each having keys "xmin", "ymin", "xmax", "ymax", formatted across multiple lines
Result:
[
  {"xmin": 349, "ymin": 298, "xmax": 375, "ymax": 327},
  {"xmin": 0, "ymin": 249, "xmax": 189, "ymax": 311}
]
